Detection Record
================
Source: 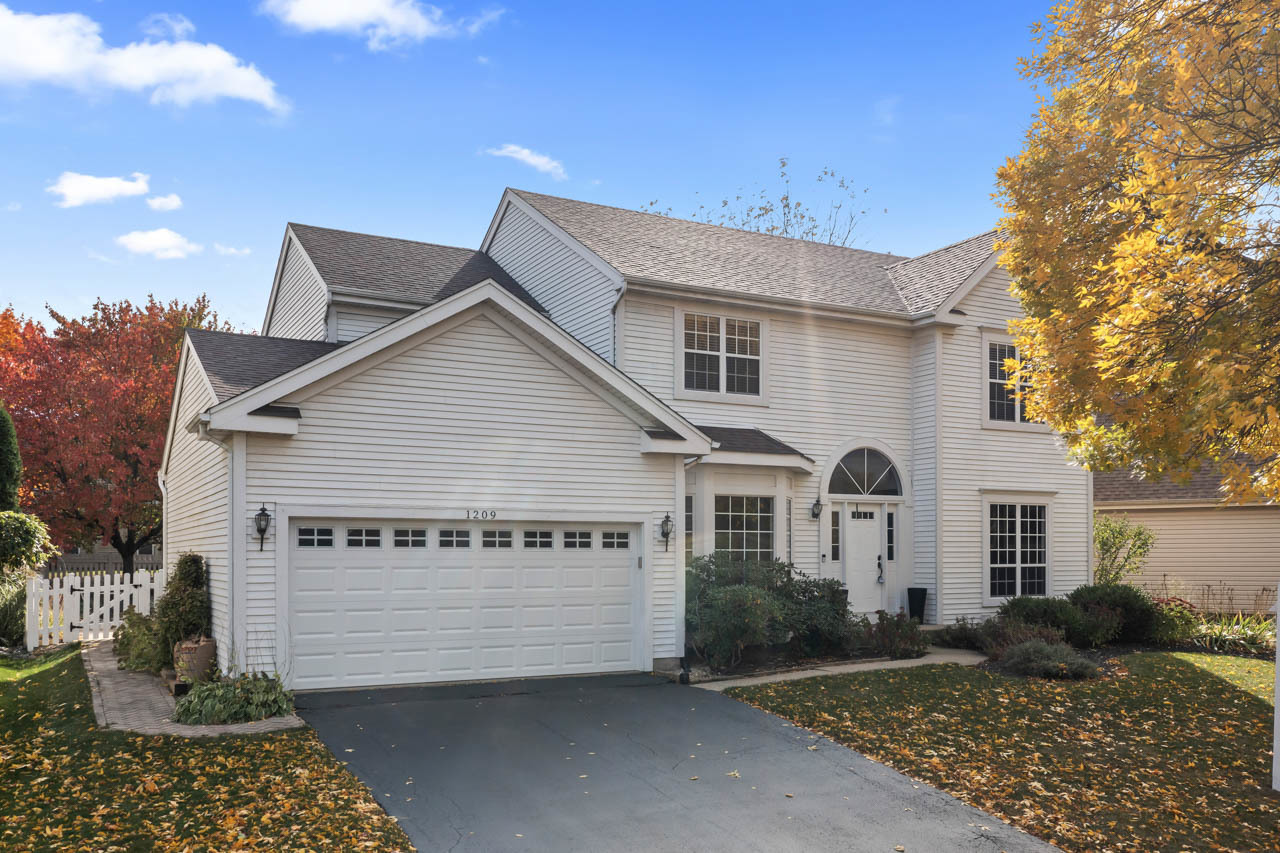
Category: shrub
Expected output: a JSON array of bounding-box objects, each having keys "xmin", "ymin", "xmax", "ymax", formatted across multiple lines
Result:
[
  {"xmin": 1151, "ymin": 596, "xmax": 1200, "ymax": 645},
  {"xmin": 689, "ymin": 584, "xmax": 789, "ymax": 669},
  {"xmin": 998, "ymin": 639, "xmax": 1098, "ymax": 679},
  {"xmin": 929, "ymin": 616, "xmax": 986, "ymax": 651},
  {"xmin": 1068, "ymin": 584, "xmax": 1157, "ymax": 643},
  {"xmin": 999, "ymin": 596, "xmax": 1092, "ymax": 644},
  {"xmin": 0, "ymin": 511, "xmax": 57, "ymax": 572},
  {"xmin": 785, "ymin": 575, "xmax": 850, "ymax": 656},
  {"xmin": 1093, "ymin": 513, "xmax": 1156, "ymax": 585},
  {"xmin": 0, "ymin": 404, "xmax": 19, "ymax": 513},
  {"xmin": 0, "ymin": 570, "xmax": 24, "ymax": 646},
  {"xmin": 114, "ymin": 608, "xmax": 167, "ymax": 673},
  {"xmin": 154, "ymin": 583, "xmax": 211, "ymax": 660},
  {"xmin": 845, "ymin": 610, "xmax": 928, "ymax": 659},
  {"xmin": 980, "ymin": 617, "xmax": 1068, "ymax": 659},
  {"xmin": 1192, "ymin": 612, "xmax": 1277, "ymax": 655},
  {"xmin": 116, "ymin": 552, "xmax": 212, "ymax": 670},
  {"xmin": 1074, "ymin": 604, "xmax": 1124, "ymax": 648},
  {"xmin": 171, "ymin": 552, "xmax": 208, "ymax": 590},
  {"xmin": 173, "ymin": 673, "xmax": 294, "ymax": 725}
]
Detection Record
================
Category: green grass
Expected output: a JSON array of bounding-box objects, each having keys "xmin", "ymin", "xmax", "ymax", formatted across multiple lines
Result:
[
  {"xmin": 729, "ymin": 651, "xmax": 1278, "ymax": 853},
  {"xmin": 0, "ymin": 645, "xmax": 413, "ymax": 852}
]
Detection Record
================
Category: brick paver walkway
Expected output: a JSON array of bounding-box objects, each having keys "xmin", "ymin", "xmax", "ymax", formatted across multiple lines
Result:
[{"xmin": 80, "ymin": 640, "xmax": 304, "ymax": 737}]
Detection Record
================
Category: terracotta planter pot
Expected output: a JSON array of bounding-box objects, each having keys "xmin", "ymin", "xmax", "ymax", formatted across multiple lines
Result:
[{"xmin": 173, "ymin": 637, "xmax": 217, "ymax": 683}]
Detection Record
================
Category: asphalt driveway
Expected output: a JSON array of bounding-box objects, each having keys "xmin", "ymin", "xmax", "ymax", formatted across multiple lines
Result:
[{"xmin": 297, "ymin": 673, "xmax": 1052, "ymax": 853}]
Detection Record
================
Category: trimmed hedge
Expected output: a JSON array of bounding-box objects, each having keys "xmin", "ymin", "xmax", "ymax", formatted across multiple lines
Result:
[{"xmin": 1068, "ymin": 584, "xmax": 1157, "ymax": 644}]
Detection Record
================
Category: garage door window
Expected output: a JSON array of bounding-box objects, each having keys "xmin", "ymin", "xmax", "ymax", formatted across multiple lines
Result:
[
  {"xmin": 524, "ymin": 530, "xmax": 553, "ymax": 549},
  {"xmin": 346, "ymin": 528, "xmax": 381, "ymax": 548},
  {"xmin": 602, "ymin": 531, "xmax": 630, "ymax": 549},
  {"xmin": 483, "ymin": 530, "xmax": 514, "ymax": 548},
  {"xmin": 439, "ymin": 529, "xmax": 470, "ymax": 548},
  {"xmin": 393, "ymin": 528, "xmax": 427, "ymax": 548},
  {"xmin": 564, "ymin": 531, "xmax": 592, "ymax": 549},
  {"xmin": 297, "ymin": 527, "xmax": 333, "ymax": 547}
]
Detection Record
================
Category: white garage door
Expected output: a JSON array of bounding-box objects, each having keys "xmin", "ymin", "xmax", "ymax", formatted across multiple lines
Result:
[{"xmin": 288, "ymin": 519, "xmax": 642, "ymax": 689}]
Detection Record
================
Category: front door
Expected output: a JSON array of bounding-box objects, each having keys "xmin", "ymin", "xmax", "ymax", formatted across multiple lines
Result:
[{"xmin": 839, "ymin": 505, "xmax": 883, "ymax": 612}]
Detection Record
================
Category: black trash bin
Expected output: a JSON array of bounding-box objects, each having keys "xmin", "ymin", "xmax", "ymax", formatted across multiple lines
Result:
[{"xmin": 906, "ymin": 587, "xmax": 927, "ymax": 622}]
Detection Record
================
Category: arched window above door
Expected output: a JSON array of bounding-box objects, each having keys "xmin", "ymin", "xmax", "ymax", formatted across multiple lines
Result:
[{"xmin": 828, "ymin": 448, "xmax": 901, "ymax": 496}]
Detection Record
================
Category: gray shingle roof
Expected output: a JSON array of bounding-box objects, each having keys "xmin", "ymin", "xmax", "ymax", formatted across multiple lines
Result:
[
  {"xmin": 289, "ymin": 223, "xmax": 544, "ymax": 312},
  {"xmin": 698, "ymin": 425, "xmax": 811, "ymax": 461},
  {"xmin": 1094, "ymin": 463, "xmax": 1227, "ymax": 504},
  {"xmin": 186, "ymin": 329, "xmax": 340, "ymax": 403},
  {"xmin": 511, "ymin": 190, "xmax": 913, "ymax": 315},
  {"xmin": 887, "ymin": 230, "xmax": 999, "ymax": 314}
]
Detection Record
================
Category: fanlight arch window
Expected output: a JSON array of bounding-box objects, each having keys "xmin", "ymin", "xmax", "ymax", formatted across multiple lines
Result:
[{"xmin": 828, "ymin": 448, "xmax": 901, "ymax": 497}]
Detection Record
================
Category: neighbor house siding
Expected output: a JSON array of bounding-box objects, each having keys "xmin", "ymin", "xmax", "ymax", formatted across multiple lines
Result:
[
  {"xmin": 162, "ymin": 349, "xmax": 231, "ymax": 664},
  {"xmin": 263, "ymin": 237, "xmax": 328, "ymax": 340},
  {"xmin": 241, "ymin": 312, "xmax": 677, "ymax": 671},
  {"xmin": 1099, "ymin": 505, "xmax": 1280, "ymax": 614},
  {"xmin": 486, "ymin": 203, "xmax": 617, "ymax": 361},
  {"xmin": 937, "ymin": 267, "xmax": 1091, "ymax": 621},
  {"xmin": 334, "ymin": 305, "xmax": 409, "ymax": 342}
]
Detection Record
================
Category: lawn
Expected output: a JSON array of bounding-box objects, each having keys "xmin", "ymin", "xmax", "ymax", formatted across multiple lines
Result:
[
  {"xmin": 0, "ymin": 646, "xmax": 413, "ymax": 852},
  {"xmin": 728, "ymin": 651, "xmax": 1278, "ymax": 853}
]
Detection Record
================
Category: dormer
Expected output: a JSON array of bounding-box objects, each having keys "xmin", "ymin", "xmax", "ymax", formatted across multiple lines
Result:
[{"xmin": 261, "ymin": 223, "xmax": 544, "ymax": 343}]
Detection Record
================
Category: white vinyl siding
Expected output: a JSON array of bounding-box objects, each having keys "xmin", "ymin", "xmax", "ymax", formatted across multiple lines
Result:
[
  {"xmin": 1101, "ymin": 505, "xmax": 1280, "ymax": 614},
  {"xmin": 909, "ymin": 329, "xmax": 940, "ymax": 622},
  {"xmin": 242, "ymin": 312, "xmax": 678, "ymax": 672},
  {"xmin": 335, "ymin": 305, "xmax": 409, "ymax": 343},
  {"xmin": 938, "ymin": 267, "xmax": 1090, "ymax": 620},
  {"xmin": 263, "ymin": 237, "xmax": 328, "ymax": 340},
  {"xmin": 486, "ymin": 203, "xmax": 617, "ymax": 361},
  {"xmin": 162, "ymin": 350, "xmax": 231, "ymax": 666}
]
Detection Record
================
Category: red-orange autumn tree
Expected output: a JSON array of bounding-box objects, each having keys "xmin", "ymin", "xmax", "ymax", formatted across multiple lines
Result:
[{"xmin": 0, "ymin": 297, "xmax": 231, "ymax": 573}]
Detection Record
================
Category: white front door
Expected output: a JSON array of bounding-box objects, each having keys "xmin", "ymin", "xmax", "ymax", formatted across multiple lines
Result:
[{"xmin": 839, "ymin": 505, "xmax": 883, "ymax": 612}]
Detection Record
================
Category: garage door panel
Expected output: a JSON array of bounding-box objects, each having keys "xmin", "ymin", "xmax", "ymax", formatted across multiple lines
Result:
[{"xmin": 289, "ymin": 519, "xmax": 641, "ymax": 689}]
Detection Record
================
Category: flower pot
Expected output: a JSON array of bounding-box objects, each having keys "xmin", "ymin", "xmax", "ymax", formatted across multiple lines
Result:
[
  {"xmin": 906, "ymin": 587, "xmax": 927, "ymax": 622},
  {"xmin": 173, "ymin": 637, "xmax": 216, "ymax": 683}
]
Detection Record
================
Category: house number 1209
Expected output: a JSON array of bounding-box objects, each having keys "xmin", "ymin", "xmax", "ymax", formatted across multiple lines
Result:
[{"xmin": 465, "ymin": 510, "xmax": 496, "ymax": 520}]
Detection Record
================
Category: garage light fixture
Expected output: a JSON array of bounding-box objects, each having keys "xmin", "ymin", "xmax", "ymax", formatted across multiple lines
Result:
[{"xmin": 254, "ymin": 505, "xmax": 271, "ymax": 551}]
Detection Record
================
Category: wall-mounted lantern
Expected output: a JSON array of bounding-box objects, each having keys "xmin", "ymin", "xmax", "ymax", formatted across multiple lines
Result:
[
  {"xmin": 254, "ymin": 505, "xmax": 271, "ymax": 551},
  {"xmin": 810, "ymin": 498, "xmax": 824, "ymax": 520},
  {"xmin": 660, "ymin": 513, "xmax": 674, "ymax": 551}
]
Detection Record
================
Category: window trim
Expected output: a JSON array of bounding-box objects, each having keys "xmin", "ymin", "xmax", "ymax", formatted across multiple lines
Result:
[
  {"xmin": 296, "ymin": 526, "xmax": 335, "ymax": 548},
  {"xmin": 673, "ymin": 307, "xmax": 770, "ymax": 406},
  {"xmin": 712, "ymin": 494, "xmax": 776, "ymax": 562},
  {"xmin": 980, "ymin": 330, "xmax": 1051, "ymax": 433},
  {"xmin": 345, "ymin": 527, "xmax": 382, "ymax": 548},
  {"xmin": 982, "ymin": 494, "xmax": 1054, "ymax": 606}
]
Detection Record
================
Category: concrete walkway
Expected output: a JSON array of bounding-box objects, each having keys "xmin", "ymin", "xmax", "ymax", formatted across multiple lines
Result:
[
  {"xmin": 694, "ymin": 647, "xmax": 987, "ymax": 692},
  {"xmin": 80, "ymin": 640, "xmax": 303, "ymax": 737}
]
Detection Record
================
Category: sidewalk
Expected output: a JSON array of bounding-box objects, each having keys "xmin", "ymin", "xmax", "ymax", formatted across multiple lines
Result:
[
  {"xmin": 80, "ymin": 640, "xmax": 304, "ymax": 737},
  {"xmin": 692, "ymin": 646, "xmax": 986, "ymax": 692}
]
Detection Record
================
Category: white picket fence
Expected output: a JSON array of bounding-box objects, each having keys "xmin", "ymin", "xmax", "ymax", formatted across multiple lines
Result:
[{"xmin": 25, "ymin": 569, "xmax": 164, "ymax": 649}]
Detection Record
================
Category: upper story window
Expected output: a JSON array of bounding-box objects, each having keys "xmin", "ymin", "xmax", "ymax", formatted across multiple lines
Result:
[
  {"xmin": 680, "ymin": 311, "xmax": 763, "ymax": 400},
  {"xmin": 988, "ymin": 341, "xmax": 1030, "ymax": 424}
]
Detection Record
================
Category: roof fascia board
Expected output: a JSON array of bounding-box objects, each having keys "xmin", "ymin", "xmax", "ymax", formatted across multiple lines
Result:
[
  {"xmin": 931, "ymin": 250, "xmax": 1003, "ymax": 318},
  {"xmin": 695, "ymin": 450, "xmax": 815, "ymax": 473},
  {"xmin": 481, "ymin": 190, "xmax": 626, "ymax": 288},
  {"xmin": 212, "ymin": 413, "xmax": 299, "ymax": 435},
  {"xmin": 328, "ymin": 291, "xmax": 425, "ymax": 312},
  {"xmin": 624, "ymin": 278, "xmax": 914, "ymax": 329},
  {"xmin": 1094, "ymin": 500, "xmax": 1233, "ymax": 510}
]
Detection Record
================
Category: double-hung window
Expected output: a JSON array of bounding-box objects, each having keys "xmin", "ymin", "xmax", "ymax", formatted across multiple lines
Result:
[
  {"xmin": 988, "ymin": 502, "xmax": 1048, "ymax": 599},
  {"xmin": 714, "ymin": 495, "xmax": 774, "ymax": 562},
  {"xmin": 987, "ymin": 340, "xmax": 1031, "ymax": 424},
  {"xmin": 681, "ymin": 311, "xmax": 762, "ymax": 398}
]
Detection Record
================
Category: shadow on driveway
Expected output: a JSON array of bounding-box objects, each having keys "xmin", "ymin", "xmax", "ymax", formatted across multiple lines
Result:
[{"xmin": 298, "ymin": 674, "xmax": 1051, "ymax": 853}]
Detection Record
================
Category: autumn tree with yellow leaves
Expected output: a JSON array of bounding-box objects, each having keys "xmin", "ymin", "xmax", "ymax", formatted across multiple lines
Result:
[{"xmin": 996, "ymin": 0, "xmax": 1280, "ymax": 501}]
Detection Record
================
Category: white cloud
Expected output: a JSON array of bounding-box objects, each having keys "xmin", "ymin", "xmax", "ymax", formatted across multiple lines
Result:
[
  {"xmin": 47, "ymin": 171, "xmax": 149, "ymax": 207},
  {"xmin": 475, "ymin": 55, "xmax": 489, "ymax": 64},
  {"xmin": 146, "ymin": 193, "xmax": 182, "ymax": 211},
  {"xmin": 260, "ymin": 1, "xmax": 503, "ymax": 50},
  {"xmin": 86, "ymin": 249, "xmax": 117, "ymax": 264},
  {"xmin": 141, "ymin": 12, "xmax": 195, "ymax": 40},
  {"xmin": 214, "ymin": 243, "xmax": 251, "ymax": 256},
  {"xmin": 0, "ymin": 5, "xmax": 286, "ymax": 113},
  {"xmin": 484, "ymin": 143, "xmax": 567, "ymax": 181},
  {"xmin": 4, "ymin": 201, "xmax": 19, "ymax": 211},
  {"xmin": 115, "ymin": 227, "xmax": 202, "ymax": 259}
]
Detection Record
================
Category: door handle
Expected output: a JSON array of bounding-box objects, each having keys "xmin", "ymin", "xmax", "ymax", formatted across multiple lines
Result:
[{"xmin": 877, "ymin": 554, "xmax": 885, "ymax": 584}]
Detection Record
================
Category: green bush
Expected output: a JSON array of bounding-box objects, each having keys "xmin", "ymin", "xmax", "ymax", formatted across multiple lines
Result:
[
  {"xmin": 114, "ymin": 608, "xmax": 167, "ymax": 673},
  {"xmin": 980, "ymin": 617, "xmax": 1068, "ymax": 659},
  {"xmin": 929, "ymin": 616, "xmax": 987, "ymax": 651},
  {"xmin": 1151, "ymin": 596, "xmax": 1200, "ymax": 645},
  {"xmin": 173, "ymin": 673, "xmax": 294, "ymax": 725},
  {"xmin": 1068, "ymin": 584, "xmax": 1157, "ymax": 643},
  {"xmin": 785, "ymin": 575, "xmax": 850, "ymax": 656},
  {"xmin": 1093, "ymin": 513, "xmax": 1156, "ymax": 585},
  {"xmin": 171, "ymin": 552, "xmax": 208, "ymax": 590},
  {"xmin": 0, "ymin": 571, "xmax": 25, "ymax": 646},
  {"xmin": 154, "ymin": 583, "xmax": 211, "ymax": 660},
  {"xmin": 845, "ymin": 610, "xmax": 929, "ymax": 659},
  {"xmin": 0, "ymin": 404, "xmax": 19, "ymax": 513},
  {"xmin": 998, "ymin": 639, "xmax": 1098, "ymax": 680},
  {"xmin": 999, "ymin": 596, "xmax": 1089, "ymax": 642},
  {"xmin": 689, "ymin": 584, "xmax": 788, "ymax": 669},
  {"xmin": 1192, "ymin": 612, "xmax": 1276, "ymax": 655},
  {"xmin": 0, "ymin": 511, "xmax": 57, "ymax": 572}
]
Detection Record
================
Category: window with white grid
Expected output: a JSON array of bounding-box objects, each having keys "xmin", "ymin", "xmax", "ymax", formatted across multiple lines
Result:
[
  {"xmin": 297, "ymin": 527, "xmax": 334, "ymax": 547},
  {"xmin": 988, "ymin": 502, "xmax": 1048, "ymax": 598},
  {"xmin": 714, "ymin": 495, "xmax": 774, "ymax": 562},
  {"xmin": 681, "ymin": 311, "xmax": 762, "ymax": 397},
  {"xmin": 988, "ymin": 341, "xmax": 1031, "ymax": 423}
]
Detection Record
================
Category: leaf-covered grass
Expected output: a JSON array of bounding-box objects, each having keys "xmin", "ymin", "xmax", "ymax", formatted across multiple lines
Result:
[
  {"xmin": 728, "ymin": 652, "xmax": 1278, "ymax": 852},
  {"xmin": 0, "ymin": 645, "xmax": 413, "ymax": 851}
]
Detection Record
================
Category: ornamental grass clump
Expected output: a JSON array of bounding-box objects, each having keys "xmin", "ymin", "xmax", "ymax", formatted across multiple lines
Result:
[{"xmin": 998, "ymin": 639, "xmax": 1098, "ymax": 680}]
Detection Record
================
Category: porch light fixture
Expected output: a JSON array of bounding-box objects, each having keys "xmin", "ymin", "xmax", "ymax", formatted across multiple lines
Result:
[
  {"xmin": 254, "ymin": 505, "xmax": 271, "ymax": 551},
  {"xmin": 810, "ymin": 498, "xmax": 823, "ymax": 520},
  {"xmin": 660, "ymin": 513, "xmax": 674, "ymax": 550}
]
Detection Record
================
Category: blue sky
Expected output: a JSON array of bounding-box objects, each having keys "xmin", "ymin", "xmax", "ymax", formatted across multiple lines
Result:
[{"xmin": 0, "ymin": 1, "xmax": 1047, "ymax": 331}]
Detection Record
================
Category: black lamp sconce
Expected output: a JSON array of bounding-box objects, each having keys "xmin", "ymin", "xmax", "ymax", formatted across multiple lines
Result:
[
  {"xmin": 660, "ymin": 512, "xmax": 674, "ymax": 550},
  {"xmin": 810, "ymin": 498, "xmax": 823, "ymax": 520},
  {"xmin": 254, "ymin": 504, "xmax": 271, "ymax": 551}
]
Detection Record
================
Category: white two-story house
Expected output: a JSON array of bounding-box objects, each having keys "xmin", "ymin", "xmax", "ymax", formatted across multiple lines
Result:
[{"xmin": 161, "ymin": 189, "xmax": 1091, "ymax": 689}]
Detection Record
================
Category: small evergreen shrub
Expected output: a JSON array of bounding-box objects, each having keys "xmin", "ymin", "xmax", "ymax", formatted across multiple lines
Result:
[
  {"xmin": 0, "ymin": 570, "xmax": 25, "ymax": 646},
  {"xmin": 929, "ymin": 616, "xmax": 987, "ymax": 651},
  {"xmin": 1151, "ymin": 597, "xmax": 1199, "ymax": 645},
  {"xmin": 1068, "ymin": 584, "xmax": 1158, "ymax": 643},
  {"xmin": 844, "ymin": 610, "xmax": 928, "ymax": 659},
  {"xmin": 173, "ymin": 673, "xmax": 294, "ymax": 725},
  {"xmin": 786, "ymin": 575, "xmax": 850, "ymax": 656},
  {"xmin": 689, "ymin": 584, "xmax": 788, "ymax": 669},
  {"xmin": 0, "ymin": 511, "xmax": 57, "ymax": 572},
  {"xmin": 998, "ymin": 639, "xmax": 1098, "ymax": 680},
  {"xmin": 999, "ymin": 596, "xmax": 1089, "ymax": 644},
  {"xmin": 114, "ymin": 608, "xmax": 167, "ymax": 673},
  {"xmin": 1074, "ymin": 604, "xmax": 1124, "ymax": 648},
  {"xmin": 0, "ymin": 404, "xmax": 19, "ymax": 513}
]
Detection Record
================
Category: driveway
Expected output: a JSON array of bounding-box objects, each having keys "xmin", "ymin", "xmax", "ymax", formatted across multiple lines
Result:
[{"xmin": 297, "ymin": 674, "xmax": 1051, "ymax": 853}]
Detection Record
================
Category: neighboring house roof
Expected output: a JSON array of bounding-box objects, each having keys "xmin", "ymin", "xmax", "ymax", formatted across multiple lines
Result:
[
  {"xmin": 887, "ymin": 229, "xmax": 1000, "ymax": 314},
  {"xmin": 288, "ymin": 223, "xmax": 545, "ymax": 312},
  {"xmin": 510, "ymin": 189, "xmax": 915, "ymax": 315},
  {"xmin": 1093, "ymin": 463, "xmax": 1227, "ymax": 504},
  {"xmin": 697, "ymin": 425, "xmax": 812, "ymax": 461},
  {"xmin": 186, "ymin": 329, "xmax": 340, "ymax": 403}
]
